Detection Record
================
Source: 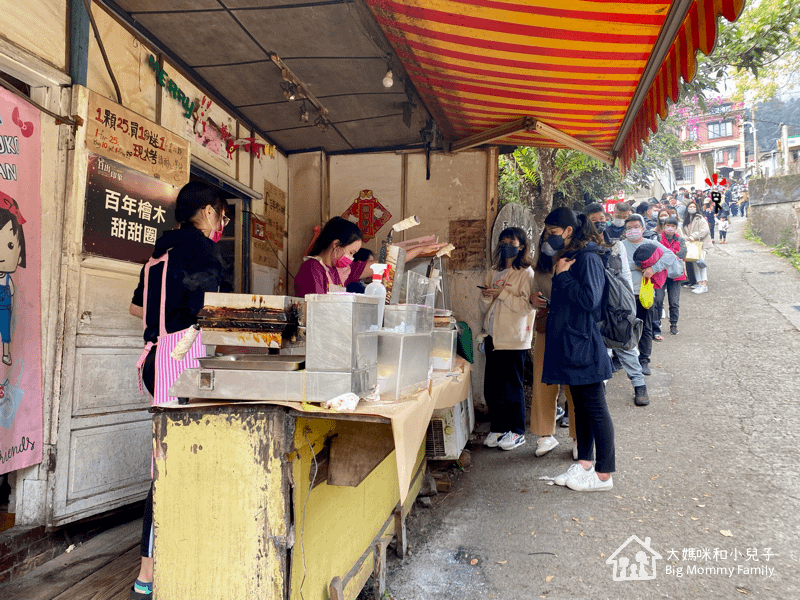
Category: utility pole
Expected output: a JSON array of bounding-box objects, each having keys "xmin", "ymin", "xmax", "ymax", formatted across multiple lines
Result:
[
  {"xmin": 781, "ymin": 123, "xmax": 790, "ymax": 174},
  {"xmin": 751, "ymin": 106, "xmax": 759, "ymax": 178}
]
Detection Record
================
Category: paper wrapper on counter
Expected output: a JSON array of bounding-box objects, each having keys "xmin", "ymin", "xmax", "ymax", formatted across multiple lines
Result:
[
  {"xmin": 170, "ymin": 325, "xmax": 201, "ymax": 361},
  {"xmin": 322, "ymin": 392, "xmax": 360, "ymax": 412}
]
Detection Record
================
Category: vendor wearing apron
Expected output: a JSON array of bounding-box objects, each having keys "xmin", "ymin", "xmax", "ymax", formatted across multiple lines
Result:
[
  {"xmin": 127, "ymin": 181, "xmax": 230, "ymax": 600},
  {"xmin": 294, "ymin": 216, "xmax": 446, "ymax": 297}
]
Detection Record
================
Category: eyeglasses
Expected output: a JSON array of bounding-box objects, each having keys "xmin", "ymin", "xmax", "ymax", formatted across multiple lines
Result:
[{"xmin": 217, "ymin": 210, "xmax": 230, "ymax": 228}]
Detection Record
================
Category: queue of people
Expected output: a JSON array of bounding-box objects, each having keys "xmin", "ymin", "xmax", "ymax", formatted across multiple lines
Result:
[{"xmin": 478, "ymin": 187, "xmax": 747, "ymax": 493}]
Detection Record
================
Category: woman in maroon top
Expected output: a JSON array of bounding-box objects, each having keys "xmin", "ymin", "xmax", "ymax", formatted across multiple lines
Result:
[
  {"xmin": 294, "ymin": 217, "xmax": 372, "ymax": 296},
  {"xmin": 294, "ymin": 217, "xmax": 446, "ymax": 297}
]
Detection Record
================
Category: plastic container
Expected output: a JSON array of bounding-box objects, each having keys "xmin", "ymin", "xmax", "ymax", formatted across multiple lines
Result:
[
  {"xmin": 376, "ymin": 331, "xmax": 432, "ymax": 401},
  {"xmin": 364, "ymin": 263, "xmax": 388, "ymax": 328},
  {"xmin": 383, "ymin": 304, "xmax": 434, "ymax": 333},
  {"xmin": 430, "ymin": 329, "xmax": 457, "ymax": 371}
]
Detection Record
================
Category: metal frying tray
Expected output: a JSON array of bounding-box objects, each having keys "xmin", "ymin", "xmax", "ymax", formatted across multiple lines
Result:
[{"xmin": 197, "ymin": 355, "xmax": 305, "ymax": 371}]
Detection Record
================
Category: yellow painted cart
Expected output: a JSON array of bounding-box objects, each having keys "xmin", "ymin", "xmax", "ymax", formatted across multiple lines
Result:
[{"xmin": 150, "ymin": 363, "xmax": 471, "ymax": 600}]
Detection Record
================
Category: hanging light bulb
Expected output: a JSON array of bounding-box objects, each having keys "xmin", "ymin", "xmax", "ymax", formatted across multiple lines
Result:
[
  {"xmin": 299, "ymin": 102, "xmax": 309, "ymax": 123},
  {"xmin": 314, "ymin": 115, "xmax": 328, "ymax": 132},
  {"xmin": 382, "ymin": 69, "xmax": 394, "ymax": 88}
]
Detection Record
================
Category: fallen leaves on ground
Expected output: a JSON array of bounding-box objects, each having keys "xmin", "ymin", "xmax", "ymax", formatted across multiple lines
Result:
[
  {"xmin": 470, "ymin": 558, "xmax": 478, "ymax": 565},
  {"xmin": 720, "ymin": 530, "xmax": 733, "ymax": 537}
]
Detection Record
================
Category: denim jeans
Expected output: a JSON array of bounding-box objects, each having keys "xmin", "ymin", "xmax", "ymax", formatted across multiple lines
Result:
[
  {"xmin": 569, "ymin": 382, "xmax": 615, "ymax": 473},
  {"xmin": 484, "ymin": 336, "xmax": 527, "ymax": 435},
  {"xmin": 636, "ymin": 298, "xmax": 654, "ymax": 365},
  {"xmin": 615, "ymin": 345, "xmax": 645, "ymax": 387},
  {"xmin": 654, "ymin": 279, "xmax": 681, "ymax": 325}
]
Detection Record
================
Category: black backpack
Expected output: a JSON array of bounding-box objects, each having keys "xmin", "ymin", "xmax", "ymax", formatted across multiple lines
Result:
[{"xmin": 597, "ymin": 244, "xmax": 642, "ymax": 351}]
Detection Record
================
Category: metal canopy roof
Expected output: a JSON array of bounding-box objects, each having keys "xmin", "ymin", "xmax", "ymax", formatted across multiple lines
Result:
[{"xmin": 107, "ymin": 0, "xmax": 745, "ymax": 168}]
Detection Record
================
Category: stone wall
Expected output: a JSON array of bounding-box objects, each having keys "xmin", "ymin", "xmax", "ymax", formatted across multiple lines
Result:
[{"xmin": 748, "ymin": 175, "xmax": 800, "ymax": 251}]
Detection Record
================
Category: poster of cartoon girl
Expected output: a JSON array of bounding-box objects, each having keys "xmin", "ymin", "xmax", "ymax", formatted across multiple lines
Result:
[{"xmin": 0, "ymin": 192, "xmax": 25, "ymax": 366}]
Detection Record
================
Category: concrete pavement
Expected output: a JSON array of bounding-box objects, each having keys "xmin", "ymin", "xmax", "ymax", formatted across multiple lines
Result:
[{"xmin": 382, "ymin": 216, "xmax": 800, "ymax": 600}]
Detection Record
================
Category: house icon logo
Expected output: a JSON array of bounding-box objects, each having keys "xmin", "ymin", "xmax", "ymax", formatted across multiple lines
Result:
[{"xmin": 606, "ymin": 535, "xmax": 662, "ymax": 581}]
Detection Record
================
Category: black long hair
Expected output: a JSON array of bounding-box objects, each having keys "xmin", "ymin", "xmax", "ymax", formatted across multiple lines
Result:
[
  {"xmin": 492, "ymin": 227, "xmax": 531, "ymax": 270},
  {"xmin": 682, "ymin": 200, "xmax": 700, "ymax": 228},
  {"xmin": 534, "ymin": 210, "xmax": 606, "ymax": 273},
  {"xmin": 174, "ymin": 181, "xmax": 229, "ymax": 229},
  {"xmin": 308, "ymin": 216, "xmax": 362, "ymax": 257},
  {"xmin": 0, "ymin": 193, "xmax": 26, "ymax": 269}
]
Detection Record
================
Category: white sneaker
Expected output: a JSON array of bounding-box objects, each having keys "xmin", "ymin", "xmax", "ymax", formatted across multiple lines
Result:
[
  {"xmin": 483, "ymin": 432, "xmax": 503, "ymax": 448},
  {"xmin": 535, "ymin": 435, "xmax": 559, "ymax": 457},
  {"xmin": 692, "ymin": 285, "xmax": 708, "ymax": 294},
  {"xmin": 554, "ymin": 463, "xmax": 587, "ymax": 486},
  {"xmin": 566, "ymin": 469, "xmax": 614, "ymax": 492},
  {"xmin": 498, "ymin": 432, "xmax": 526, "ymax": 451}
]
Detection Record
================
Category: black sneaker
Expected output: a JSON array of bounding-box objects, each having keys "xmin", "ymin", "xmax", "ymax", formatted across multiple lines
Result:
[
  {"xmin": 634, "ymin": 385, "xmax": 650, "ymax": 406},
  {"xmin": 670, "ymin": 324, "xmax": 678, "ymax": 335},
  {"xmin": 611, "ymin": 354, "xmax": 623, "ymax": 373},
  {"xmin": 639, "ymin": 361, "xmax": 651, "ymax": 376},
  {"xmin": 559, "ymin": 415, "xmax": 569, "ymax": 428}
]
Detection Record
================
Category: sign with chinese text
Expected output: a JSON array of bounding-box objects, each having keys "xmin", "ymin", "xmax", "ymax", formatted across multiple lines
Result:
[
  {"xmin": 251, "ymin": 181, "xmax": 286, "ymax": 268},
  {"xmin": 83, "ymin": 154, "xmax": 179, "ymax": 264},
  {"xmin": 86, "ymin": 91, "xmax": 190, "ymax": 186},
  {"xmin": 0, "ymin": 88, "xmax": 43, "ymax": 474}
]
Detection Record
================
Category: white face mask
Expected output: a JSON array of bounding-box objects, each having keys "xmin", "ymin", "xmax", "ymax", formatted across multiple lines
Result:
[{"xmin": 612, "ymin": 218, "xmax": 625, "ymax": 227}]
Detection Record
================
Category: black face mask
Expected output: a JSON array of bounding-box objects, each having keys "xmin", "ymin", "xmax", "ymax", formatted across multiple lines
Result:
[
  {"xmin": 594, "ymin": 221, "xmax": 608, "ymax": 233},
  {"xmin": 541, "ymin": 234, "xmax": 565, "ymax": 257},
  {"xmin": 499, "ymin": 244, "xmax": 520, "ymax": 259}
]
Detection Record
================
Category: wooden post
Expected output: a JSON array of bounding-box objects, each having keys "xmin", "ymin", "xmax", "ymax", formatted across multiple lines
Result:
[
  {"xmin": 486, "ymin": 146, "xmax": 499, "ymax": 262},
  {"xmin": 372, "ymin": 540, "xmax": 387, "ymax": 599},
  {"xmin": 393, "ymin": 504, "xmax": 407, "ymax": 559},
  {"xmin": 329, "ymin": 576, "xmax": 345, "ymax": 600}
]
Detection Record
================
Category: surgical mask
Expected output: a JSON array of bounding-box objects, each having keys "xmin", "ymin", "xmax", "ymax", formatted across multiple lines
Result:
[
  {"xmin": 335, "ymin": 252, "xmax": 353, "ymax": 269},
  {"xmin": 625, "ymin": 228, "xmax": 643, "ymax": 241},
  {"xmin": 206, "ymin": 213, "xmax": 223, "ymax": 243},
  {"xmin": 659, "ymin": 217, "xmax": 667, "ymax": 224},
  {"xmin": 499, "ymin": 244, "xmax": 520, "ymax": 259},
  {"xmin": 664, "ymin": 226, "xmax": 677, "ymax": 236},
  {"xmin": 593, "ymin": 221, "xmax": 607, "ymax": 233},
  {"xmin": 688, "ymin": 208, "xmax": 697, "ymax": 214},
  {"xmin": 612, "ymin": 218, "xmax": 625, "ymax": 227},
  {"xmin": 541, "ymin": 234, "xmax": 565, "ymax": 257}
]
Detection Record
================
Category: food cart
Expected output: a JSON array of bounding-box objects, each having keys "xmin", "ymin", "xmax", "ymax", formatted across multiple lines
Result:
[{"xmin": 150, "ymin": 284, "xmax": 471, "ymax": 600}]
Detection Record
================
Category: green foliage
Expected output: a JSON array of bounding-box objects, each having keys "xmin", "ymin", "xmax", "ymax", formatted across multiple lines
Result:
[{"xmin": 690, "ymin": 0, "xmax": 800, "ymax": 104}]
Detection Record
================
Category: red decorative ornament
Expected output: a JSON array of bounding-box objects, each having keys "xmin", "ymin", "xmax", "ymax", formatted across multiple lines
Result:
[
  {"xmin": 704, "ymin": 173, "xmax": 728, "ymax": 188},
  {"xmin": 341, "ymin": 190, "xmax": 392, "ymax": 243}
]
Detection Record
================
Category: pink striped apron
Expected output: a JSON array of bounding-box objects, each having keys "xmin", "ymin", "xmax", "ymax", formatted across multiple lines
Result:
[{"xmin": 135, "ymin": 251, "xmax": 205, "ymax": 405}]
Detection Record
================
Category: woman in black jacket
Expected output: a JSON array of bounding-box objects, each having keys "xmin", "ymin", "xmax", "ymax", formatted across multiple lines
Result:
[
  {"xmin": 128, "ymin": 181, "xmax": 230, "ymax": 600},
  {"xmin": 540, "ymin": 207, "xmax": 616, "ymax": 492}
]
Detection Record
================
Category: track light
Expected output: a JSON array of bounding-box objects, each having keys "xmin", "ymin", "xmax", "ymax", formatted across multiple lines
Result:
[
  {"xmin": 299, "ymin": 102, "xmax": 309, "ymax": 123},
  {"xmin": 314, "ymin": 115, "xmax": 329, "ymax": 132},
  {"xmin": 281, "ymin": 81, "xmax": 299, "ymax": 101},
  {"xmin": 382, "ymin": 69, "xmax": 394, "ymax": 88}
]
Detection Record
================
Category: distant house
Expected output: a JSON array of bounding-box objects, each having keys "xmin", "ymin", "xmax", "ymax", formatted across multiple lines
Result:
[
  {"xmin": 678, "ymin": 100, "xmax": 746, "ymax": 189},
  {"xmin": 606, "ymin": 535, "xmax": 662, "ymax": 581}
]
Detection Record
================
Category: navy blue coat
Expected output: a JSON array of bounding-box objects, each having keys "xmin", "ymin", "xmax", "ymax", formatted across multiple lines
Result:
[{"xmin": 542, "ymin": 242, "xmax": 613, "ymax": 386}]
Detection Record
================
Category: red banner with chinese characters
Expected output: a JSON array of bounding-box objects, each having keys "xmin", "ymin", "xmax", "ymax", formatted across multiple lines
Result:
[
  {"xmin": 0, "ymin": 88, "xmax": 43, "ymax": 474},
  {"xmin": 83, "ymin": 154, "xmax": 179, "ymax": 264},
  {"xmin": 86, "ymin": 91, "xmax": 190, "ymax": 186}
]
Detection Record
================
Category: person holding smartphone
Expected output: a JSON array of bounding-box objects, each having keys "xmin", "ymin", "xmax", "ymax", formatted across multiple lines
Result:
[{"xmin": 479, "ymin": 227, "xmax": 535, "ymax": 451}]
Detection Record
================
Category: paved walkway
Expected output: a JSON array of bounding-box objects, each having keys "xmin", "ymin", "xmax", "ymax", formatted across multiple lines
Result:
[{"xmin": 386, "ymin": 216, "xmax": 800, "ymax": 599}]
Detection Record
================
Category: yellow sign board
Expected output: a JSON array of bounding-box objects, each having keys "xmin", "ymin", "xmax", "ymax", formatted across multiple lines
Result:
[{"xmin": 86, "ymin": 91, "xmax": 190, "ymax": 186}]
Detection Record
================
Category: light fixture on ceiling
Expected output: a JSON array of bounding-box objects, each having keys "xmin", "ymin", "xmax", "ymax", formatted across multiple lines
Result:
[
  {"xmin": 281, "ymin": 81, "xmax": 299, "ymax": 101},
  {"xmin": 314, "ymin": 115, "xmax": 329, "ymax": 132},
  {"xmin": 299, "ymin": 101, "xmax": 309, "ymax": 123},
  {"xmin": 382, "ymin": 69, "xmax": 394, "ymax": 88}
]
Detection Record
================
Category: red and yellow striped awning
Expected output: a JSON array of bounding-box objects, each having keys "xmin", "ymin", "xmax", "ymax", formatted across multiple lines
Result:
[{"xmin": 364, "ymin": 0, "xmax": 745, "ymax": 172}]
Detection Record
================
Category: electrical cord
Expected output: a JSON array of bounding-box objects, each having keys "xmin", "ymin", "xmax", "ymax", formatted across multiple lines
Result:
[
  {"xmin": 241, "ymin": 209, "xmax": 296, "ymax": 282},
  {"xmin": 299, "ymin": 429, "xmax": 319, "ymax": 600}
]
